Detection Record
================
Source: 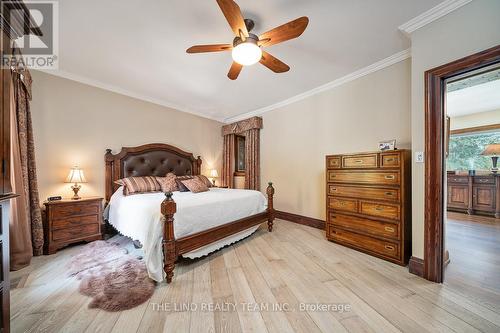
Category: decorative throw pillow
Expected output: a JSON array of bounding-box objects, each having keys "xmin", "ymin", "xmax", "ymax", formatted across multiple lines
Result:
[
  {"xmin": 181, "ymin": 178, "xmax": 209, "ymax": 193},
  {"xmin": 175, "ymin": 175, "xmax": 193, "ymax": 192},
  {"xmin": 114, "ymin": 179, "xmax": 124, "ymax": 186},
  {"xmin": 121, "ymin": 176, "xmax": 161, "ymax": 196},
  {"xmin": 156, "ymin": 173, "xmax": 178, "ymax": 192},
  {"xmin": 196, "ymin": 175, "xmax": 213, "ymax": 188}
]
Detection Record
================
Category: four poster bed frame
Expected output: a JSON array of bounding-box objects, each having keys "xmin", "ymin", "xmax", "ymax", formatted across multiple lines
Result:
[{"xmin": 105, "ymin": 143, "xmax": 275, "ymax": 283}]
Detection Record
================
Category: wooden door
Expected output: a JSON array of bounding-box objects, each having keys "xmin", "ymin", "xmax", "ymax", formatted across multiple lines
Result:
[
  {"xmin": 472, "ymin": 186, "xmax": 496, "ymax": 212},
  {"xmin": 447, "ymin": 185, "xmax": 469, "ymax": 209}
]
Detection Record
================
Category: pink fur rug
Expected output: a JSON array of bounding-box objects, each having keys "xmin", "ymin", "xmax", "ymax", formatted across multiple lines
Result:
[{"xmin": 67, "ymin": 241, "xmax": 155, "ymax": 311}]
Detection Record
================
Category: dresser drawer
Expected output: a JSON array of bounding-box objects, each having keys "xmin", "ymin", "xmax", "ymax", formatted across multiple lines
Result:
[
  {"xmin": 447, "ymin": 175, "xmax": 468, "ymax": 184},
  {"xmin": 328, "ymin": 197, "xmax": 358, "ymax": 213},
  {"xmin": 342, "ymin": 154, "xmax": 378, "ymax": 169},
  {"xmin": 326, "ymin": 156, "xmax": 341, "ymax": 169},
  {"xmin": 327, "ymin": 170, "xmax": 400, "ymax": 185},
  {"xmin": 52, "ymin": 224, "xmax": 99, "ymax": 242},
  {"xmin": 473, "ymin": 176, "xmax": 495, "ymax": 185},
  {"xmin": 50, "ymin": 202, "xmax": 100, "ymax": 219},
  {"xmin": 360, "ymin": 201, "xmax": 400, "ymax": 220},
  {"xmin": 327, "ymin": 226, "xmax": 400, "ymax": 260},
  {"xmin": 328, "ymin": 213, "xmax": 399, "ymax": 240},
  {"xmin": 52, "ymin": 214, "xmax": 99, "ymax": 230},
  {"xmin": 380, "ymin": 153, "xmax": 400, "ymax": 168},
  {"xmin": 328, "ymin": 184, "xmax": 400, "ymax": 202}
]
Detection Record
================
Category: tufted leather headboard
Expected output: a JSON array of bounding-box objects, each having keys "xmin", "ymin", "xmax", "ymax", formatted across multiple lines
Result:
[{"xmin": 105, "ymin": 143, "xmax": 202, "ymax": 203}]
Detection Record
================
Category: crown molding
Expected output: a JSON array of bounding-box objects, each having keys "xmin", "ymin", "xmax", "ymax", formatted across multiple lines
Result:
[
  {"xmin": 398, "ymin": 0, "xmax": 473, "ymax": 35},
  {"xmin": 224, "ymin": 48, "xmax": 411, "ymax": 123},
  {"xmin": 35, "ymin": 69, "xmax": 226, "ymax": 123}
]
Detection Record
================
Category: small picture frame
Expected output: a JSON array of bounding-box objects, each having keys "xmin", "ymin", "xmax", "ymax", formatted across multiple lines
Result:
[{"xmin": 378, "ymin": 139, "xmax": 396, "ymax": 151}]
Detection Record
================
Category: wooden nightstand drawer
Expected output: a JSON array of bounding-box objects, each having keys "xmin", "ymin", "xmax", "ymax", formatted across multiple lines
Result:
[
  {"xmin": 52, "ymin": 224, "xmax": 99, "ymax": 242},
  {"xmin": 52, "ymin": 214, "xmax": 99, "ymax": 230},
  {"xmin": 51, "ymin": 202, "xmax": 99, "ymax": 219}
]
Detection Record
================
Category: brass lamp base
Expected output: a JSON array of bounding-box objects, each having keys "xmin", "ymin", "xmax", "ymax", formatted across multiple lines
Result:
[{"xmin": 71, "ymin": 183, "xmax": 82, "ymax": 200}]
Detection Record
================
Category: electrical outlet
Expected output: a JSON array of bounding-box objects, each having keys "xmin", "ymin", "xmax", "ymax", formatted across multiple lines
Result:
[{"xmin": 415, "ymin": 152, "xmax": 424, "ymax": 163}]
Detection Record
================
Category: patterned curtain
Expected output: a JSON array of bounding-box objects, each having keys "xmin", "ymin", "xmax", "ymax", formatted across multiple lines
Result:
[
  {"xmin": 244, "ymin": 129, "xmax": 260, "ymax": 190},
  {"xmin": 221, "ymin": 134, "xmax": 235, "ymax": 188},
  {"xmin": 221, "ymin": 117, "xmax": 262, "ymax": 190},
  {"xmin": 10, "ymin": 69, "xmax": 43, "ymax": 270}
]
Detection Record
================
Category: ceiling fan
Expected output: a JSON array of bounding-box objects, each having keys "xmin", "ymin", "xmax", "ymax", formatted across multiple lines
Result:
[{"xmin": 186, "ymin": 0, "xmax": 309, "ymax": 80}]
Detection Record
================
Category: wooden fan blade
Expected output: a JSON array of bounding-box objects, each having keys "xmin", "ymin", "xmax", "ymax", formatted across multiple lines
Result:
[
  {"xmin": 258, "ymin": 16, "xmax": 309, "ymax": 47},
  {"xmin": 216, "ymin": 0, "xmax": 249, "ymax": 38},
  {"xmin": 186, "ymin": 44, "xmax": 232, "ymax": 53},
  {"xmin": 259, "ymin": 51, "xmax": 290, "ymax": 73},
  {"xmin": 228, "ymin": 61, "xmax": 243, "ymax": 80}
]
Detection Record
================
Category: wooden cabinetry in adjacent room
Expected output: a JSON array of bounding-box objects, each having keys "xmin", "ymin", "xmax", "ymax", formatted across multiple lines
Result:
[
  {"xmin": 447, "ymin": 174, "xmax": 499, "ymax": 218},
  {"xmin": 325, "ymin": 150, "xmax": 411, "ymax": 266}
]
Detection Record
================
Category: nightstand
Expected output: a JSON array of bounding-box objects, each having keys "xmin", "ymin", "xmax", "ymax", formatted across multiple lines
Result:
[{"xmin": 43, "ymin": 197, "xmax": 103, "ymax": 254}]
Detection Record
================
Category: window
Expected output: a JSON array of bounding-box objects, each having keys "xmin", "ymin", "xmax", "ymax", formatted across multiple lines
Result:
[
  {"xmin": 447, "ymin": 130, "xmax": 500, "ymax": 170},
  {"xmin": 235, "ymin": 135, "xmax": 245, "ymax": 174}
]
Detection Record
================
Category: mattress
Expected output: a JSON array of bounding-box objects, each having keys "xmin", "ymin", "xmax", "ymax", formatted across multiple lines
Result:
[{"xmin": 107, "ymin": 187, "xmax": 267, "ymax": 282}]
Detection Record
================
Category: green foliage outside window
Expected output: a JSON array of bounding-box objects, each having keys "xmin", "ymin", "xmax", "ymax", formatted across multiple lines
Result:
[{"xmin": 447, "ymin": 131, "xmax": 500, "ymax": 171}]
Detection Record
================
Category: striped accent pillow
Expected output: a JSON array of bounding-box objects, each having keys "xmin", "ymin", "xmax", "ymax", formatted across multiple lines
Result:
[
  {"xmin": 175, "ymin": 175, "xmax": 194, "ymax": 192},
  {"xmin": 181, "ymin": 178, "xmax": 209, "ymax": 193},
  {"xmin": 121, "ymin": 176, "xmax": 161, "ymax": 196},
  {"xmin": 196, "ymin": 175, "xmax": 213, "ymax": 188},
  {"xmin": 156, "ymin": 173, "xmax": 178, "ymax": 192}
]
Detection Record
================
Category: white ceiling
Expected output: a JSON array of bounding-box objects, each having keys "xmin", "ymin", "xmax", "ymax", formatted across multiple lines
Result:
[
  {"xmin": 447, "ymin": 79, "xmax": 500, "ymax": 117},
  {"xmin": 51, "ymin": 0, "xmax": 444, "ymax": 122}
]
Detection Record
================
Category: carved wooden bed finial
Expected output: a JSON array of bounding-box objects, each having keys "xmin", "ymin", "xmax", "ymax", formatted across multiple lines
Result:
[
  {"xmin": 161, "ymin": 192, "xmax": 177, "ymax": 283},
  {"xmin": 267, "ymin": 182, "xmax": 275, "ymax": 232}
]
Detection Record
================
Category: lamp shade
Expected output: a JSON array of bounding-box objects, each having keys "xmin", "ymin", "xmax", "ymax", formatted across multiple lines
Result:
[
  {"xmin": 65, "ymin": 166, "xmax": 87, "ymax": 183},
  {"xmin": 481, "ymin": 144, "xmax": 500, "ymax": 156},
  {"xmin": 210, "ymin": 169, "xmax": 219, "ymax": 178}
]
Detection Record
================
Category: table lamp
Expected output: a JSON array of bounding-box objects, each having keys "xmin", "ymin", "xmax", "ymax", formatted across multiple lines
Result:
[
  {"xmin": 210, "ymin": 169, "xmax": 219, "ymax": 186},
  {"xmin": 481, "ymin": 144, "xmax": 500, "ymax": 174},
  {"xmin": 65, "ymin": 166, "xmax": 87, "ymax": 199}
]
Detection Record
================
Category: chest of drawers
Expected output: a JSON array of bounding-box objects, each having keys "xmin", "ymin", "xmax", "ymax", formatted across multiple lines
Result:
[{"xmin": 326, "ymin": 150, "xmax": 411, "ymax": 265}]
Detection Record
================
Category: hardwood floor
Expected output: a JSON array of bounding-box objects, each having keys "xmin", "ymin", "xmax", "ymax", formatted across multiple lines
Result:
[
  {"xmin": 445, "ymin": 212, "xmax": 500, "ymax": 301},
  {"xmin": 11, "ymin": 219, "xmax": 500, "ymax": 333}
]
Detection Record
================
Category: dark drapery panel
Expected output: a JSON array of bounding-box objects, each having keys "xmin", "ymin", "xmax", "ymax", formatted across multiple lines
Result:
[
  {"xmin": 221, "ymin": 134, "xmax": 235, "ymax": 188},
  {"xmin": 10, "ymin": 69, "xmax": 43, "ymax": 270},
  {"xmin": 244, "ymin": 129, "xmax": 260, "ymax": 190},
  {"xmin": 221, "ymin": 117, "xmax": 262, "ymax": 190}
]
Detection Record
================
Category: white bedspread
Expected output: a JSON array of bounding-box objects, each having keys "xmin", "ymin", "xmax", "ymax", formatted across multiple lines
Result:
[{"xmin": 107, "ymin": 187, "xmax": 267, "ymax": 282}]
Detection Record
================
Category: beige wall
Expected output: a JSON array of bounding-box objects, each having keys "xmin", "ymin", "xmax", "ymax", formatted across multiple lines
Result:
[
  {"xmin": 450, "ymin": 109, "xmax": 500, "ymax": 130},
  {"xmin": 410, "ymin": 0, "xmax": 500, "ymax": 258},
  {"xmin": 31, "ymin": 71, "xmax": 223, "ymax": 201},
  {"xmin": 261, "ymin": 59, "xmax": 411, "ymax": 219}
]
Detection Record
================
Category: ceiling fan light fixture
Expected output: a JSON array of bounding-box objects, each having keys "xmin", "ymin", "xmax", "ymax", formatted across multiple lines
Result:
[{"xmin": 231, "ymin": 41, "xmax": 262, "ymax": 66}]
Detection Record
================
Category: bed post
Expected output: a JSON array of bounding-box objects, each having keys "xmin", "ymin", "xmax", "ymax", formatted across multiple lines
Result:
[
  {"xmin": 266, "ymin": 182, "xmax": 275, "ymax": 232},
  {"xmin": 161, "ymin": 192, "xmax": 177, "ymax": 283}
]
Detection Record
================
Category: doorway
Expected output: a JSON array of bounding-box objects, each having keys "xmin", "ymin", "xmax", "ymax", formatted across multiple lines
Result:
[{"xmin": 424, "ymin": 45, "xmax": 500, "ymax": 283}]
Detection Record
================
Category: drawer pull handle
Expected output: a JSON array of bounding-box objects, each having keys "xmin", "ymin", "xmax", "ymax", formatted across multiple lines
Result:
[
  {"xmin": 385, "ymin": 192, "xmax": 393, "ymax": 196},
  {"xmin": 331, "ymin": 188, "xmax": 337, "ymax": 192},
  {"xmin": 479, "ymin": 179, "xmax": 488, "ymax": 182},
  {"xmin": 384, "ymin": 226, "xmax": 395, "ymax": 232},
  {"xmin": 384, "ymin": 245, "xmax": 395, "ymax": 251},
  {"xmin": 331, "ymin": 175, "xmax": 337, "ymax": 178},
  {"xmin": 354, "ymin": 160, "xmax": 364, "ymax": 163},
  {"xmin": 384, "ymin": 175, "xmax": 395, "ymax": 180},
  {"xmin": 375, "ymin": 206, "xmax": 384, "ymax": 211},
  {"xmin": 386, "ymin": 158, "xmax": 395, "ymax": 162}
]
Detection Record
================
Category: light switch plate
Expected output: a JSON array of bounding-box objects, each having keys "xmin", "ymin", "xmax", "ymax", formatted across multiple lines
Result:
[{"xmin": 415, "ymin": 152, "xmax": 424, "ymax": 163}]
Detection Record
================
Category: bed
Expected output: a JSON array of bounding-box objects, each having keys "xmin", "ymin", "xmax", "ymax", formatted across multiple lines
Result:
[{"xmin": 104, "ymin": 143, "xmax": 275, "ymax": 283}]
